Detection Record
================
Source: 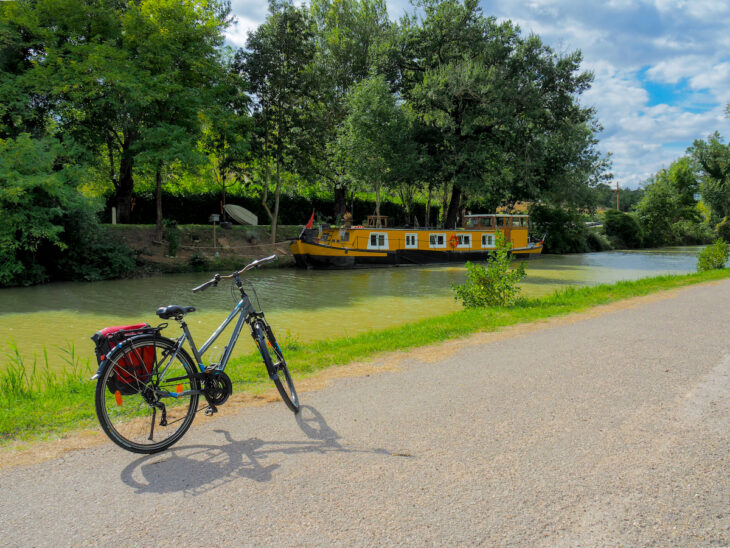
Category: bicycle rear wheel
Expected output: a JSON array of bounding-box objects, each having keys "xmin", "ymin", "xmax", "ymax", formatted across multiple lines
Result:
[
  {"xmin": 95, "ymin": 335, "xmax": 200, "ymax": 453},
  {"xmin": 254, "ymin": 321, "xmax": 300, "ymax": 413}
]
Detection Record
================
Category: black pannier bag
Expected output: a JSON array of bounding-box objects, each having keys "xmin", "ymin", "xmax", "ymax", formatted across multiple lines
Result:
[{"xmin": 91, "ymin": 324, "xmax": 159, "ymax": 395}]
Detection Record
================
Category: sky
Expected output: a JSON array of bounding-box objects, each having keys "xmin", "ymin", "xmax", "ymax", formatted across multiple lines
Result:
[{"xmin": 225, "ymin": 0, "xmax": 730, "ymax": 189}]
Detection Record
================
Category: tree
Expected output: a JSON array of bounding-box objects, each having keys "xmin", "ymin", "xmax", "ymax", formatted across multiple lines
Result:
[
  {"xmin": 690, "ymin": 132, "xmax": 730, "ymax": 221},
  {"xmin": 603, "ymin": 209, "xmax": 642, "ymax": 249},
  {"xmin": 2, "ymin": 0, "xmax": 230, "ymax": 223},
  {"xmin": 309, "ymin": 0, "xmax": 393, "ymax": 219},
  {"xmin": 238, "ymin": 1, "xmax": 318, "ymax": 243},
  {"xmin": 336, "ymin": 75, "xmax": 414, "ymax": 226},
  {"xmin": 397, "ymin": 0, "xmax": 605, "ymax": 227},
  {"xmin": 0, "ymin": 134, "xmax": 134, "ymax": 286},
  {"xmin": 198, "ymin": 56, "xmax": 252, "ymax": 222},
  {"xmin": 635, "ymin": 157, "xmax": 700, "ymax": 247}
]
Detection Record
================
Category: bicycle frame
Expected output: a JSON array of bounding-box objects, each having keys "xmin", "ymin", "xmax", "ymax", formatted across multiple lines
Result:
[{"xmin": 175, "ymin": 292, "xmax": 260, "ymax": 375}]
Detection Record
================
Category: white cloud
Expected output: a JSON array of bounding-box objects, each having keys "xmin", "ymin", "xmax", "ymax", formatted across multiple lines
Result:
[
  {"xmin": 224, "ymin": 14, "xmax": 261, "ymax": 48},
  {"xmin": 647, "ymin": 55, "xmax": 707, "ymax": 84}
]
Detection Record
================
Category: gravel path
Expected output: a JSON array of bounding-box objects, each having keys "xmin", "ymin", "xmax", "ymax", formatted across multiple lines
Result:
[{"xmin": 1, "ymin": 280, "xmax": 729, "ymax": 547}]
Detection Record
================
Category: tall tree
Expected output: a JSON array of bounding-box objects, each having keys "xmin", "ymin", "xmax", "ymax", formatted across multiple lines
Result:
[
  {"xmin": 398, "ymin": 0, "xmax": 604, "ymax": 227},
  {"xmin": 336, "ymin": 75, "xmax": 414, "ymax": 226},
  {"xmin": 2, "ymin": 0, "xmax": 230, "ymax": 223},
  {"xmin": 635, "ymin": 157, "xmax": 700, "ymax": 246},
  {"xmin": 310, "ymin": 0, "xmax": 392, "ymax": 219},
  {"xmin": 198, "ymin": 55, "xmax": 252, "ymax": 222},
  {"xmin": 690, "ymin": 132, "xmax": 730, "ymax": 221},
  {"xmin": 238, "ymin": 0, "xmax": 318, "ymax": 243}
]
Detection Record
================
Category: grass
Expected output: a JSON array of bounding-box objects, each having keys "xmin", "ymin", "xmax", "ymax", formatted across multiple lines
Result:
[{"xmin": 2, "ymin": 268, "xmax": 729, "ymax": 445}]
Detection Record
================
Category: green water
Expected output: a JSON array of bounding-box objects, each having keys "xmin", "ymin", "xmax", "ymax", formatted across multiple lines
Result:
[{"xmin": 0, "ymin": 247, "xmax": 705, "ymax": 371}]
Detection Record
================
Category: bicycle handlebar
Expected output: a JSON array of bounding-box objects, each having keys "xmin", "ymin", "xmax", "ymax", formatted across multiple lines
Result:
[{"xmin": 191, "ymin": 255, "xmax": 278, "ymax": 292}]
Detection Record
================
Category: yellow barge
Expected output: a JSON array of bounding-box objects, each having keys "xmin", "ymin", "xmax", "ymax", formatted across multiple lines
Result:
[{"xmin": 289, "ymin": 213, "xmax": 544, "ymax": 268}]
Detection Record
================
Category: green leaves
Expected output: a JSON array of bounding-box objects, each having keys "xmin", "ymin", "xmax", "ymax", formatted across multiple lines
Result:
[
  {"xmin": 635, "ymin": 157, "xmax": 701, "ymax": 247},
  {"xmin": 0, "ymin": 134, "xmax": 134, "ymax": 286},
  {"xmin": 451, "ymin": 232, "xmax": 526, "ymax": 308},
  {"xmin": 696, "ymin": 239, "xmax": 730, "ymax": 272}
]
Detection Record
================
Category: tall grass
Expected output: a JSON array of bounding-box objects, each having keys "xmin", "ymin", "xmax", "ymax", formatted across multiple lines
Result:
[
  {"xmin": 2, "ymin": 268, "xmax": 729, "ymax": 443},
  {"xmin": 0, "ymin": 342, "xmax": 96, "ymax": 440}
]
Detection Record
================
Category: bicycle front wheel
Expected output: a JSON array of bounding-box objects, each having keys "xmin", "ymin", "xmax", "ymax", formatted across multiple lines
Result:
[
  {"xmin": 254, "ymin": 321, "xmax": 300, "ymax": 413},
  {"xmin": 95, "ymin": 335, "xmax": 200, "ymax": 453}
]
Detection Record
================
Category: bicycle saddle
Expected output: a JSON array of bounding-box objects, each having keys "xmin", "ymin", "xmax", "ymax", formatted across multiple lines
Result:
[{"xmin": 156, "ymin": 305, "xmax": 196, "ymax": 319}]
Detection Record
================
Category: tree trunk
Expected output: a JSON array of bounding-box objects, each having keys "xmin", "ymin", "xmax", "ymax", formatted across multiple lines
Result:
[
  {"xmin": 115, "ymin": 131, "xmax": 136, "ymax": 223},
  {"xmin": 334, "ymin": 185, "xmax": 346, "ymax": 221},
  {"xmin": 271, "ymin": 160, "xmax": 282, "ymax": 244},
  {"xmin": 425, "ymin": 184, "xmax": 432, "ymax": 227},
  {"xmin": 221, "ymin": 171, "xmax": 227, "ymax": 221},
  {"xmin": 444, "ymin": 184, "xmax": 462, "ymax": 229},
  {"xmin": 375, "ymin": 183, "xmax": 382, "ymax": 228},
  {"xmin": 441, "ymin": 182, "xmax": 450, "ymax": 227},
  {"xmin": 155, "ymin": 168, "xmax": 163, "ymax": 241}
]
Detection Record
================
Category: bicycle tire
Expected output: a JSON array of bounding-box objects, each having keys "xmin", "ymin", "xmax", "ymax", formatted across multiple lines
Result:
[
  {"xmin": 95, "ymin": 334, "xmax": 200, "ymax": 453},
  {"xmin": 254, "ymin": 321, "xmax": 300, "ymax": 413}
]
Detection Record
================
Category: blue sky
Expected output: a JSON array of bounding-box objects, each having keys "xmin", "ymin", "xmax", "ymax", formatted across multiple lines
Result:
[{"xmin": 225, "ymin": 0, "xmax": 730, "ymax": 189}]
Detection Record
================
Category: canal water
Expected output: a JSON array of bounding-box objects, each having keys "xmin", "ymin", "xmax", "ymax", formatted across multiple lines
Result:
[{"xmin": 0, "ymin": 247, "xmax": 706, "ymax": 371}]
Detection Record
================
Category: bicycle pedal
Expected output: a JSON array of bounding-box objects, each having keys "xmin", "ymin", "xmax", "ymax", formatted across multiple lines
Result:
[{"xmin": 204, "ymin": 405, "xmax": 218, "ymax": 416}]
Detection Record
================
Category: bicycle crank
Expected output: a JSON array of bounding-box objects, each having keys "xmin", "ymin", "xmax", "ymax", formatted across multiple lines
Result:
[{"xmin": 202, "ymin": 371, "xmax": 232, "ymax": 406}]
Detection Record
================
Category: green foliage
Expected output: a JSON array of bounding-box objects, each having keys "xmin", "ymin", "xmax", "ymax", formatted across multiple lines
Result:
[
  {"xmin": 529, "ymin": 204, "xmax": 593, "ymax": 253},
  {"xmin": 0, "ymin": 134, "xmax": 134, "ymax": 286},
  {"xmin": 696, "ymin": 239, "xmax": 730, "ymax": 272},
  {"xmin": 593, "ymin": 182, "xmax": 644, "ymax": 212},
  {"xmin": 635, "ymin": 157, "xmax": 703, "ymax": 247},
  {"xmin": 336, "ymin": 75, "xmax": 416, "ymax": 221},
  {"xmin": 188, "ymin": 251, "xmax": 210, "ymax": 271},
  {"xmin": 163, "ymin": 219, "xmax": 181, "ymax": 257},
  {"xmin": 690, "ymin": 132, "xmax": 730, "ymax": 221},
  {"xmin": 603, "ymin": 209, "xmax": 642, "ymax": 249},
  {"xmin": 451, "ymin": 232, "xmax": 526, "ymax": 307},
  {"xmin": 2, "ymin": 0, "xmax": 231, "ymax": 222},
  {"xmin": 398, "ymin": 0, "xmax": 609, "ymax": 224},
  {"xmin": 717, "ymin": 217, "xmax": 730, "ymax": 243},
  {"xmin": 585, "ymin": 230, "xmax": 611, "ymax": 251}
]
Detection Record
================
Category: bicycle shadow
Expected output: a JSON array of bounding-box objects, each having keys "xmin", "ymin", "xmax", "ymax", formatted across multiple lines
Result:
[{"xmin": 119, "ymin": 405, "xmax": 389, "ymax": 496}]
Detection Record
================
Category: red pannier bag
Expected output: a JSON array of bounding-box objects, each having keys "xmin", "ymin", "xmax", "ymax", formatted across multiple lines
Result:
[{"xmin": 91, "ymin": 324, "xmax": 157, "ymax": 395}]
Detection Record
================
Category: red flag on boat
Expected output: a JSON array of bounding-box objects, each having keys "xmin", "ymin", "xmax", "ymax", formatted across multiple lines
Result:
[{"xmin": 305, "ymin": 210, "xmax": 315, "ymax": 229}]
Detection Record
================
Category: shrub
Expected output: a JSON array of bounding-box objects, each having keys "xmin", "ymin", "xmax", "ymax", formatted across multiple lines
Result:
[
  {"xmin": 451, "ymin": 232, "xmax": 526, "ymax": 307},
  {"xmin": 717, "ymin": 217, "xmax": 730, "ymax": 243},
  {"xmin": 163, "ymin": 219, "xmax": 181, "ymax": 257},
  {"xmin": 529, "ymin": 204, "xmax": 591, "ymax": 253},
  {"xmin": 188, "ymin": 251, "xmax": 209, "ymax": 271},
  {"xmin": 603, "ymin": 209, "xmax": 642, "ymax": 249},
  {"xmin": 696, "ymin": 239, "xmax": 730, "ymax": 272},
  {"xmin": 0, "ymin": 134, "xmax": 135, "ymax": 286},
  {"xmin": 586, "ymin": 230, "xmax": 611, "ymax": 251}
]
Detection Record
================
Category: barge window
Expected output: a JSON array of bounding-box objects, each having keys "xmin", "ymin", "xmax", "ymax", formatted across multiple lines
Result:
[
  {"xmin": 496, "ymin": 217, "xmax": 505, "ymax": 228},
  {"xmin": 481, "ymin": 234, "xmax": 495, "ymax": 248},
  {"xmin": 457, "ymin": 234, "xmax": 472, "ymax": 248},
  {"xmin": 405, "ymin": 233, "xmax": 418, "ymax": 249},
  {"xmin": 429, "ymin": 233, "xmax": 446, "ymax": 248},
  {"xmin": 367, "ymin": 232, "xmax": 388, "ymax": 250},
  {"xmin": 521, "ymin": 218, "xmax": 528, "ymax": 227},
  {"xmin": 512, "ymin": 217, "xmax": 521, "ymax": 227}
]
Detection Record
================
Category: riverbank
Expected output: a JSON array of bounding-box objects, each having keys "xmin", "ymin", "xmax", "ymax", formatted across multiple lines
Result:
[
  {"xmin": 108, "ymin": 224, "xmax": 301, "ymax": 275},
  {"xmin": 2, "ymin": 268, "xmax": 729, "ymax": 446}
]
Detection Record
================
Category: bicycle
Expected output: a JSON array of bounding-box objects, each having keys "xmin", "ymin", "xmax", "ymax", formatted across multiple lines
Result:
[{"xmin": 92, "ymin": 255, "xmax": 299, "ymax": 454}]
